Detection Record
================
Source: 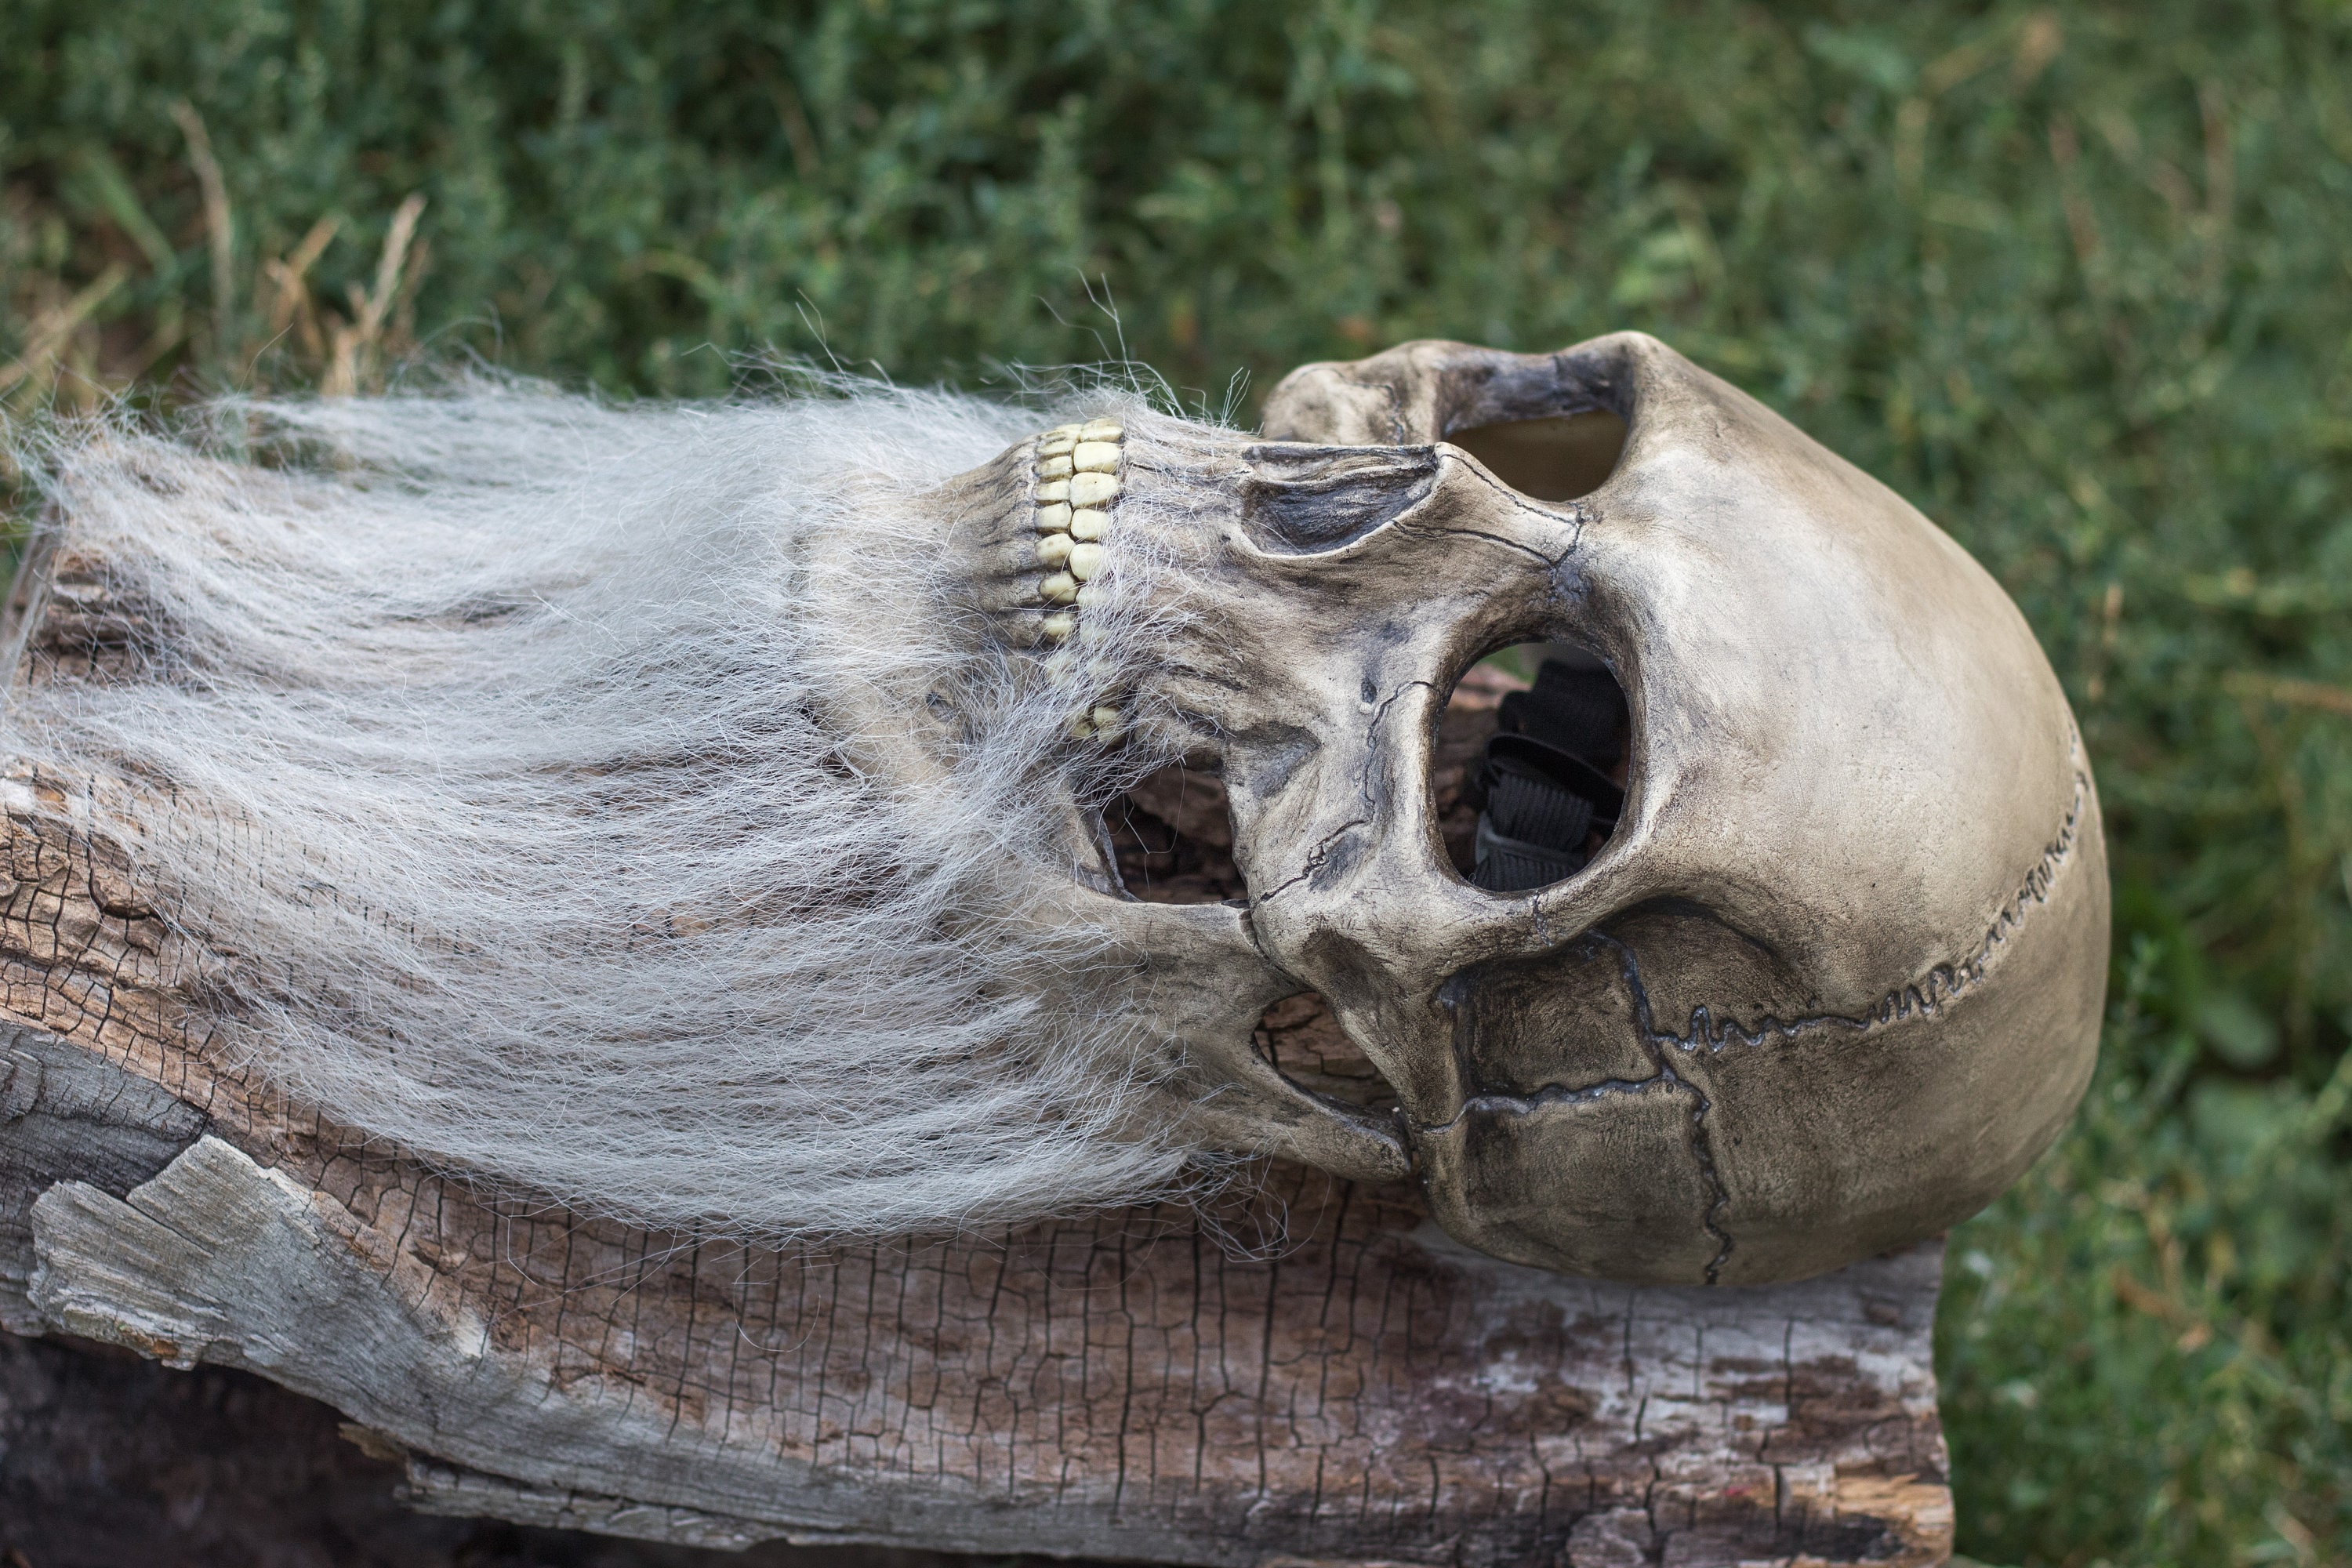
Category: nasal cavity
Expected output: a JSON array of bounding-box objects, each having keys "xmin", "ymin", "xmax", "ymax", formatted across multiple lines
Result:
[
  {"xmin": 1446, "ymin": 408, "xmax": 1626, "ymax": 501},
  {"xmin": 1437, "ymin": 644, "xmax": 1629, "ymax": 891},
  {"xmin": 1254, "ymin": 990, "xmax": 1400, "ymax": 1114},
  {"xmin": 1107, "ymin": 759, "xmax": 1245, "ymax": 903}
]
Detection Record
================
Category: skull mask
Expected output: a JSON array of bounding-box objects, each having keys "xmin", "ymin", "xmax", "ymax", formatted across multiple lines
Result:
[
  {"xmin": 949, "ymin": 332, "xmax": 2106, "ymax": 1287},
  {"xmin": 5, "ymin": 334, "xmax": 2100, "ymax": 1279}
]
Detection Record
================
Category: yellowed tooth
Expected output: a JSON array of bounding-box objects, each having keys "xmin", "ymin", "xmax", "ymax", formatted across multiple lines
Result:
[
  {"xmin": 1079, "ymin": 419, "xmax": 1123, "ymax": 441},
  {"xmin": 1068, "ymin": 470, "xmax": 1120, "ymax": 508},
  {"xmin": 1075, "ymin": 583, "xmax": 1105, "ymax": 609},
  {"xmin": 1035, "ymin": 532, "xmax": 1073, "ymax": 568},
  {"xmin": 1040, "ymin": 572, "xmax": 1078, "ymax": 604},
  {"xmin": 1067, "ymin": 508, "xmax": 1108, "ymax": 542},
  {"xmin": 1037, "ymin": 454, "xmax": 1073, "ymax": 480},
  {"xmin": 1066, "ymin": 542, "xmax": 1105, "ymax": 581},
  {"xmin": 1035, "ymin": 477, "xmax": 1069, "ymax": 503},
  {"xmin": 1073, "ymin": 441, "xmax": 1120, "ymax": 474},
  {"xmin": 1046, "ymin": 423, "xmax": 1082, "ymax": 439},
  {"xmin": 1090, "ymin": 704, "xmax": 1123, "ymax": 740},
  {"xmin": 1038, "ymin": 433, "xmax": 1077, "ymax": 456},
  {"xmin": 1040, "ymin": 610, "xmax": 1076, "ymax": 641},
  {"xmin": 1069, "ymin": 712, "xmax": 1097, "ymax": 739},
  {"xmin": 1034, "ymin": 501, "xmax": 1072, "ymax": 533}
]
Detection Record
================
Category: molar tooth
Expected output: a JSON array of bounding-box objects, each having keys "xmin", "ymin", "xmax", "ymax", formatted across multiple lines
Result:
[
  {"xmin": 1035, "ymin": 532, "xmax": 1073, "ymax": 568},
  {"xmin": 1034, "ymin": 478, "xmax": 1070, "ymax": 503},
  {"xmin": 1068, "ymin": 471, "xmax": 1120, "ymax": 508},
  {"xmin": 1079, "ymin": 419, "xmax": 1123, "ymax": 441},
  {"xmin": 1069, "ymin": 712, "xmax": 1097, "ymax": 739},
  {"xmin": 1074, "ymin": 583, "xmax": 1104, "ymax": 609},
  {"xmin": 1066, "ymin": 542, "xmax": 1105, "ymax": 582},
  {"xmin": 1037, "ymin": 454, "xmax": 1073, "ymax": 480},
  {"xmin": 1039, "ymin": 611, "xmax": 1076, "ymax": 642},
  {"xmin": 1040, "ymin": 572, "xmax": 1079, "ymax": 604},
  {"xmin": 1038, "ymin": 434, "xmax": 1078, "ymax": 457},
  {"xmin": 1068, "ymin": 508, "xmax": 1108, "ymax": 541},
  {"xmin": 1089, "ymin": 705, "xmax": 1123, "ymax": 740},
  {"xmin": 1072, "ymin": 441, "xmax": 1120, "ymax": 473},
  {"xmin": 1034, "ymin": 502, "xmax": 1072, "ymax": 533}
]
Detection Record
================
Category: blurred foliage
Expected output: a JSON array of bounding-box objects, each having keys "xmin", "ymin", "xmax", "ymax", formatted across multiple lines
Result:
[{"xmin": 4, "ymin": 1, "xmax": 2350, "ymax": 1562}]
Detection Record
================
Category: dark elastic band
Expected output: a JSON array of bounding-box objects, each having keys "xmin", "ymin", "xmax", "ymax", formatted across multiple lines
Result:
[
  {"xmin": 1470, "ymin": 656, "xmax": 1625, "ymax": 891},
  {"xmin": 1472, "ymin": 817, "xmax": 1588, "ymax": 891},
  {"xmin": 1496, "ymin": 658, "xmax": 1627, "ymax": 770},
  {"xmin": 1483, "ymin": 734, "xmax": 1624, "ymax": 826}
]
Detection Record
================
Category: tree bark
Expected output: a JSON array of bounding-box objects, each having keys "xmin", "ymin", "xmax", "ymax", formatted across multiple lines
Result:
[
  {"xmin": 0, "ymin": 1320, "xmax": 1098, "ymax": 1568},
  {"xmin": 0, "ymin": 547, "xmax": 1953, "ymax": 1566}
]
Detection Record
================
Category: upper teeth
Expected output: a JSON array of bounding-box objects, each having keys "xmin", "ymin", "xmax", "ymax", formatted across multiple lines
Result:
[
  {"xmin": 1029, "ymin": 418, "xmax": 1126, "ymax": 737},
  {"xmin": 1031, "ymin": 422, "xmax": 1122, "ymax": 619}
]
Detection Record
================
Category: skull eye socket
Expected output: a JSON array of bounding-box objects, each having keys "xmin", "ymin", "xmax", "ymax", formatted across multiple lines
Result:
[
  {"xmin": 1439, "ymin": 643, "xmax": 1629, "ymax": 891},
  {"xmin": 1446, "ymin": 408, "xmax": 1627, "ymax": 502},
  {"xmin": 1105, "ymin": 758, "xmax": 1246, "ymax": 904}
]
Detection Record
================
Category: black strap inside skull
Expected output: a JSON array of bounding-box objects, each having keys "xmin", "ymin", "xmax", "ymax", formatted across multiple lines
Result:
[{"xmin": 1471, "ymin": 659, "xmax": 1625, "ymax": 892}]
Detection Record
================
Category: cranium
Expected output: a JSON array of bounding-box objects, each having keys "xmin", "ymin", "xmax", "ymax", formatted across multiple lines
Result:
[{"xmin": 956, "ymin": 332, "xmax": 2106, "ymax": 1286}]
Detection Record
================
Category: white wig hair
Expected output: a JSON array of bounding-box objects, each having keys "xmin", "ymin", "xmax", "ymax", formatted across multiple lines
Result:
[{"xmin": 3, "ymin": 378, "xmax": 1209, "ymax": 1240}]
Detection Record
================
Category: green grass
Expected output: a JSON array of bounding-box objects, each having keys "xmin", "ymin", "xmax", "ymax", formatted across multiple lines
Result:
[{"xmin": 5, "ymin": 2, "xmax": 2350, "ymax": 1562}]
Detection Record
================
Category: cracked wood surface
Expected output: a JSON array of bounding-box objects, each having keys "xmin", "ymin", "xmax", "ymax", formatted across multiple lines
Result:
[{"xmin": 0, "ymin": 552, "xmax": 1952, "ymax": 1566}]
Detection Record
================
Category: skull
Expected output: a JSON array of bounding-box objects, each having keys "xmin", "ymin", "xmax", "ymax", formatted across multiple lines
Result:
[{"xmin": 950, "ymin": 332, "xmax": 2105, "ymax": 1287}]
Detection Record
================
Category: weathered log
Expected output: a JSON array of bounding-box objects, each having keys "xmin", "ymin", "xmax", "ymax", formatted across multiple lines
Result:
[{"xmin": 0, "ymin": 546, "xmax": 1955, "ymax": 1566}]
